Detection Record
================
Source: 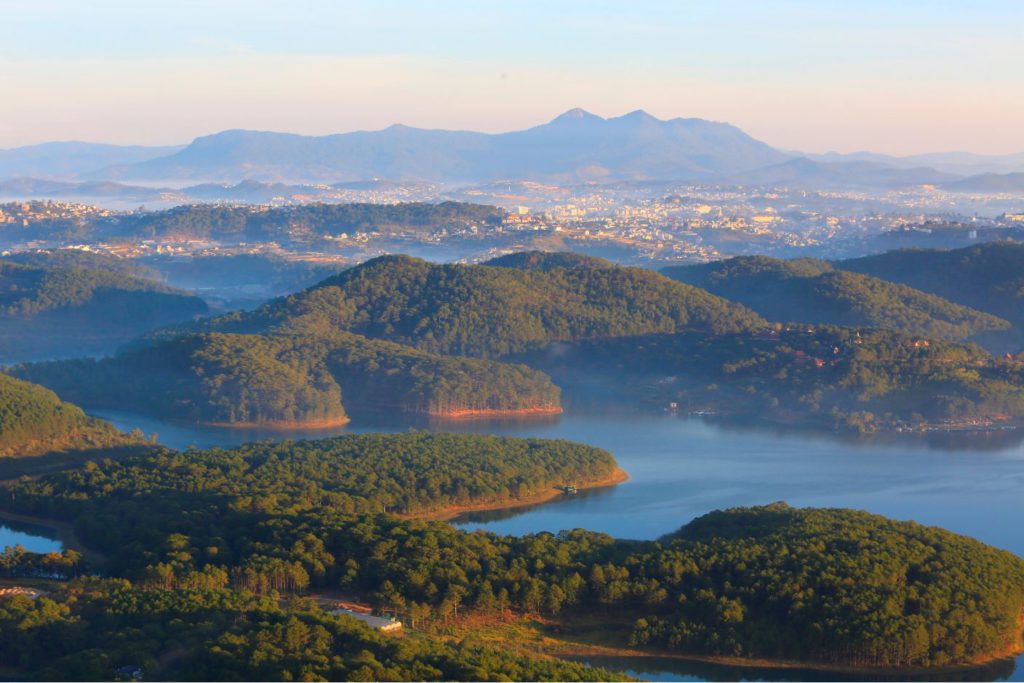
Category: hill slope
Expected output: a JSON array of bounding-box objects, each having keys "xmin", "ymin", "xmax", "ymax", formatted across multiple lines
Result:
[
  {"xmin": 483, "ymin": 250, "xmax": 614, "ymax": 271},
  {"xmin": 840, "ymin": 242, "xmax": 1024, "ymax": 330},
  {"xmin": 523, "ymin": 326, "xmax": 1024, "ymax": 431},
  {"xmin": 12, "ymin": 330, "xmax": 561, "ymax": 425},
  {"xmin": 191, "ymin": 254, "xmax": 766, "ymax": 357},
  {"xmin": 0, "ymin": 372, "xmax": 133, "ymax": 456},
  {"xmin": 0, "ymin": 259, "xmax": 208, "ymax": 362},
  {"xmin": 662, "ymin": 255, "xmax": 1010, "ymax": 342}
]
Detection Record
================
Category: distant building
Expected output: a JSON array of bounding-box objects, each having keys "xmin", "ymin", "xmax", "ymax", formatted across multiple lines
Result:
[
  {"xmin": 330, "ymin": 608, "xmax": 403, "ymax": 632},
  {"xmin": 0, "ymin": 586, "xmax": 43, "ymax": 600}
]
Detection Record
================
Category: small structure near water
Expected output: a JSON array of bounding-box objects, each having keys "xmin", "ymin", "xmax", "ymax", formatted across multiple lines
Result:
[
  {"xmin": 0, "ymin": 585, "xmax": 44, "ymax": 600},
  {"xmin": 330, "ymin": 607, "xmax": 403, "ymax": 632}
]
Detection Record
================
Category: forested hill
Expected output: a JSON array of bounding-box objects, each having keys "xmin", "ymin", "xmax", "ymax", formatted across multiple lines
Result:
[
  {"xmin": 190, "ymin": 254, "xmax": 766, "ymax": 357},
  {"xmin": 9, "ymin": 433, "xmax": 618, "ymax": 518},
  {"xmin": 840, "ymin": 242, "xmax": 1024, "ymax": 330},
  {"xmin": 661, "ymin": 255, "xmax": 1010, "ymax": 343},
  {"xmin": 6, "ymin": 427, "xmax": 1023, "ymax": 673},
  {"xmin": 634, "ymin": 503, "xmax": 1024, "ymax": 667},
  {"xmin": 483, "ymin": 251, "xmax": 614, "ymax": 271},
  {"xmin": 23, "ymin": 201, "xmax": 505, "ymax": 243},
  {"xmin": 0, "ymin": 258, "xmax": 208, "ymax": 363},
  {"xmin": 5, "ymin": 248, "xmax": 162, "ymax": 279},
  {"xmin": 522, "ymin": 326, "xmax": 1024, "ymax": 431},
  {"xmin": 0, "ymin": 372, "xmax": 135, "ymax": 456},
  {"xmin": 12, "ymin": 330, "xmax": 561, "ymax": 425}
]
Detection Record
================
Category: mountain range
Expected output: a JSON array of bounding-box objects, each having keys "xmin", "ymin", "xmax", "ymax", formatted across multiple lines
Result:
[{"xmin": 1, "ymin": 110, "xmax": 1023, "ymax": 190}]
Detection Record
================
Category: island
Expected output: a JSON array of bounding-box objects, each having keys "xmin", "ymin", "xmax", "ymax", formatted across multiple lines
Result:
[{"xmin": 2, "ymin": 430, "xmax": 1021, "ymax": 677}]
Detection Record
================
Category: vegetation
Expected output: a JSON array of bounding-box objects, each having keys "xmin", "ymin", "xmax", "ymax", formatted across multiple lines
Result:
[
  {"xmin": 0, "ymin": 581, "xmax": 618, "ymax": 681},
  {"xmin": 4, "ymin": 433, "xmax": 616, "ymax": 521},
  {"xmin": 662, "ymin": 255, "xmax": 1010, "ymax": 343},
  {"xmin": 521, "ymin": 326, "xmax": 1024, "ymax": 431},
  {"xmin": 841, "ymin": 242, "xmax": 1024, "ymax": 330},
  {"xmin": 99, "ymin": 202, "xmax": 504, "ymax": 242},
  {"xmin": 12, "ymin": 330, "xmax": 561, "ymax": 424},
  {"xmin": 192, "ymin": 254, "xmax": 766, "ymax": 357},
  {"xmin": 484, "ymin": 251, "xmax": 614, "ymax": 271},
  {"xmin": 5, "ymin": 248, "xmax": 162, "ymax": 280},
  {"xmin": 4, "ymin": 439, "xmax": 1021, "ymax": 672},
  {"xmin": 0, "ymin": 372, "xmax": 135, "ymax": 457},
  {"xmin": 0, "ymin": 259, "xmax": 207, "ymax": 363},
  {"xmin": 25, "ymin": 249, "xmax": 1024, "ymax": 431},
  {"xmin": 629, "ymin": 504, "xmax": 1024, "ymax": 667}
]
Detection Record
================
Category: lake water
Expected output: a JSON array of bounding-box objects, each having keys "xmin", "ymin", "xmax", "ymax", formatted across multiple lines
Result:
[
  {"xmin": 92, "ymin": 408, "xmax": 1024, "ymax": 681},
  {"xmin": 0, "ymin": 519, "xmax": 62, "ymax": 554}
]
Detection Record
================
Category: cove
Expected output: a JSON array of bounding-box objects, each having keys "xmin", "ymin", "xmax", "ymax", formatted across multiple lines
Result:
[{"xmin": 91, "ymin": 408, "xmax": 1024, "ymax": 681}]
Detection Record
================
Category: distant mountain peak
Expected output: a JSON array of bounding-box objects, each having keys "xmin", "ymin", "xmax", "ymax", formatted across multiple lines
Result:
[
  {"xmin": 615, "ymin": 109, "xmax": 660, "ymax": 123},
  {"xmin": 550, "ymin": 108, "xmax": 604, "ymax": 123}
]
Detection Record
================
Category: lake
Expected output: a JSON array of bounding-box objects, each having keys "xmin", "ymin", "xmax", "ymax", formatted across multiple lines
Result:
[
  {"xmin": 92, "ymin": 408, "xmax": 1024, "ymax": 681},
  {"xmin": 0, "ymin": 518, "xmax": 62, "ymax": 554}
]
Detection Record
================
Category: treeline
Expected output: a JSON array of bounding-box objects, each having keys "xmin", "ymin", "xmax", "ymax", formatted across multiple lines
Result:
[
  {"xmin": 521, "ymin": 326, "xmax": 1024, "ymax": 430},
  {"xmin": 484, "ymin": 251, "xmax": 615, "ymax": 271},
  {"xmin": 0, "ymin": 259, "xmax": 199, "ymax": 317},
  {"xmin": 5, "ymin": 248, "xmax": 162, "ymax": 280},
  {"xmin": 12, "ymin": 330, "xmax": 561, "ymax": 424},
  {"xmin": 0, "ymin": 546, "xmax": 84, "ymax": 579},
  {"xmin": 0, "ymin": 258, "xmax": 207, "ymax": 363},
  {"xmin": 841, "ymin": 241, "xmax": 1024, "ymax": 329},
  {"xmin": 0, "ymin": 372, "xmax": 135, "ymax": 456},
  {"xmin": 0, "ymin": 581, "xmax": 617, "ymax": 681},
  {"xmin": 93, "ymin": 201, "xmax": 505, "ymax": 241},
  {"xmin": 5, "ymin": 441, "xmax": 1023, "ymax": 671},
  {"xmin": 195, "ymin": 254, "xmax": 766, "ymax": 357},
  {"xmin": 662, "ymin": 255, "xmax": 1011, "ymax": 343},
  {"xmin": 6, "ymin": 433, "xmax": 616, "ymax": 520}
]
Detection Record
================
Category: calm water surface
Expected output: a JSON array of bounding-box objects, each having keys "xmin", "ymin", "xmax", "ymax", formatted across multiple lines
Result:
[
  {"xmin": 92, "ymin": 408, "xmax": 1024, "ymax": 681},
  {"xmin": 0, "ymin": 519, "xmax": 62, "ymax": 554}
]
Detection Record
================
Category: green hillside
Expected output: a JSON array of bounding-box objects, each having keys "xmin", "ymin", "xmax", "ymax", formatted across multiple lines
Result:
[
  {"xmin": 0, "ymin": 372, "xmax": 134, "ymax": 456},
  {"xmin": 0, "ymin": 259, "xmax": 208, "ymax": 363},
  {"xmin": 522, "ymin": 326, "xmax": 1024, "ymax": 431},
  {"xmin": 841, "ymin": 242, "xmax": 1024, "ymax": 329},
  {"xmin": 483, "ymin": 250, "xmax": 614, "ymax": 271},
  {"xmin": 662, "ymin": 255, "xmax": 1010, "ymax": 342},
  {"xmin": 12, "ymin": 330, "xmax": 561, "ymax": 425},
  {"xmin": 6, "ymin": 429, "xmax": 1023, "ymax": 672},
  {"xmin": 193, "ymin": 254, "xmax": 766, "ymax": 357},
  {"xmin": 6, "ymin": 248, "xmax": 162, "ymax": 279}
]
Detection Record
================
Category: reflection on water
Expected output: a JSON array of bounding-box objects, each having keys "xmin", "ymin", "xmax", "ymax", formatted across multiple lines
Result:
[
  {"xmin": 93, "ymin": 408, "xmax": 1024, "ymax": 556},
  {"xmin": 454, "ymin": 484, "xmax": 619, "ymax": 525},
  {"xmin": 573, "ymin": 654, "xmax": 1023, "ymax": 682},
  {"xmin": 88, "ymin": 407, "xmax": 1024, "ymax": 682},
  {"xmin": 0, "ymin": 519, "xmax": 62, "ymax": 554}
]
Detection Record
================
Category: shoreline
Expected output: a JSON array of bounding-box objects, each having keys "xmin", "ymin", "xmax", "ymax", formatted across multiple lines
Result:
[
  {"xmin": 404, "ymin": 465, "xmax": 629, "ymax": 522},
  {"xmin": 199, "ymin": 415, "xmax": 351, "ymax": 429},
  {"xmin": 554, "ymin": 641, "xmax": 1024, "ymax": 677},
  {"xmin": 0, "ymin": 508, "xmax": 107, "ymax": 567},
  {"xmin": 423, "ymin": 406, "xmax": 564, "ymax": 419},
  {"xmin": 553, "ymin": 641, "xmax": 1024, "ymax": 677}
]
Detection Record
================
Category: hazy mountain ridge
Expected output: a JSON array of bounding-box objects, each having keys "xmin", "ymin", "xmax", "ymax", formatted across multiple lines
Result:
[
  {"xmin": 100, "ymin": 109, "xmax": 789, "ymax": 183},
  {"xmin": 2, "ymin": 111, "xmax": 1023, "ymax": 190},
  {"xmin": 0, "ymin": 141, "xmax": 184, "ymax": 180}
]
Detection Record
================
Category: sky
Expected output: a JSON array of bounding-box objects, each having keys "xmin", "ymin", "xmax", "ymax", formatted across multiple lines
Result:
[{"xmin": 1, "ymin": 0, "xmax": 1022, "ymax": 155}]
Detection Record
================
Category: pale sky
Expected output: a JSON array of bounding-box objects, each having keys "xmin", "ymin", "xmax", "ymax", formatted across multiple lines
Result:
[{"xmin": 1, "ymin": 0, "xmax": 1022, "ymax": 155}]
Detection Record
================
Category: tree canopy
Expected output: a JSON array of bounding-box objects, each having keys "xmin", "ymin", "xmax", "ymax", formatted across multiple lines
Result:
[{"xmin": 662, "ymin": 255, "xmax": 1010, "ymax": 343}]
